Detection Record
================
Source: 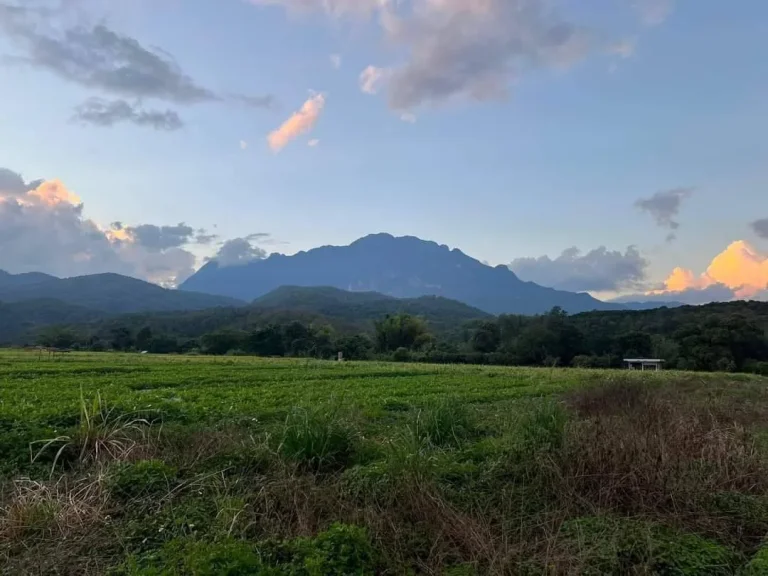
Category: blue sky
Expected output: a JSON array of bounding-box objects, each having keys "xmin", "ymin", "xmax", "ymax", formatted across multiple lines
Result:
[{"xmin": 1, "ymin": 0, "xmax": 767, "ymax": 301}]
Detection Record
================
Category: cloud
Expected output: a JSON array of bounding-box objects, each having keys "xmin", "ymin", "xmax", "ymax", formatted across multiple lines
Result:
[
  {"xmin": 400, "ymin": 112, "xmax": 417, "ymax": 123},
  {"xmin": 509, "ymin": 245, "xmax": 649, "ymax": 293},
  {"xmin": 213, "ymin": 238, "xmax": 268, "ymax": 266},
  {"xmin": 650, "ymin": 241, "xmax": 768, "ymax": 300},
  {"xmin": 0, "ymin": 7, "xmax": 216, "ymax": 103},
  {"xmin": 308, "ymin": 139, "xmax": 320, "ymax": 147},
  {"xmin": 195, "ymin": 229, "xmax": 219, "ymax": 245},
  {"xmin": 608, "ymin": 38, "xmax": 636, "ymax": 58},
  {"xmin": 635, "ymin": 187, "xmax": 694, "ymax": 240},
  {"xmin": 0, "ymin": 3, "xmax": 273, "ymax": 128},
  {"xmin": 72, "ymin": 98, "xmax": 183, "ymax": 130},
  {"xmin": 330, "ymin": 54, "xmax": 342, "ymax": 69},
  {"xmin": 613, "ymin": 284, "xmax": 739, "ymax": 306},
  {"xmin": 231, "ymin": 94, "xmax": 277, "ymax": 109},
  {"xmin": 359, "ymin": 65, "xmax": 388, "ymax": 95},
  {"xmin": 240, "ymin": 140, "xmax": 248, "ymax": 150},
  {"xmin": 248, "ymin": 0, "xmax": 382, "ymax": 18},
  {"xmin": 634, "ymin": 0, "xmax": 675, "ymax": 26},
  {"xmin": 0, "ymin": 167, "xmax": 37, "ymax": 196},
  {"xmin": 267, "ymin": 93, "xmax": 325, "ymax": 152},
  {"xmin": 119, "ymin": 223, "xmax": 196, "ymax": 251},
  {"xmin": 378, "ymin": 0, "xmax": 590, "ymax": 111},
  {"xmin": 0, "ymin": 166, "xmax": 201, "ymax": 286},
  {"xmin": 751, "ymin": 218, "xmax": 768, "ymax": 240}
]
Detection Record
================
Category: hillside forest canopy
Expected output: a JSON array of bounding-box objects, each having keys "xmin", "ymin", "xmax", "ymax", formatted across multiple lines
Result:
[{"xmin": 22, "ymin": 300, "xmax": 768, "ymax": 376}]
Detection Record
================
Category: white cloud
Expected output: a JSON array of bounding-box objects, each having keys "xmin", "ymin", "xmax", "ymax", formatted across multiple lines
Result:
[
  {"xmin": 308, "ymin": 139, "xmax": 320, "ymax": 147},
  {"xmin": 359, "ymin": 65, "xmax": 388, "ymax": 95},
  {"xmin": 608, "ymin": 38, "xmax": 636, "ymax": 59},
  {"xmin": 400, "ymin": 112, "xmax": 417, "ymax": 123},
  {"xmin": 267, "ymin": 93, "xmax": 326, "ymax": 152},
  {"xmin": 330, "ymin": 54, "xmax": 342, "ymax": 69},
  {"xmin": 240, "ymin": 140, "xmax": 248, "ymax": 150},
  {"xmin": 378, "ymin": 0, "xmax": 590, "ymax": 111},
  {"xmin": 248, "ymin": 0, "xmax": 384, "ymax": 17},
  {"xmin": 213, "ymin": 238, "xmax": 267, "ymax": 266},
  {"xmin": 0, "ymin": 167, "xmax": 202, "ymax": 286},
  {"xmin": 509, "ymin": 245, "xmax": 649, "ymax": 293},
  {"xmin": 634, "ymin": 0, "xmax": 675, "ymax": 26}
]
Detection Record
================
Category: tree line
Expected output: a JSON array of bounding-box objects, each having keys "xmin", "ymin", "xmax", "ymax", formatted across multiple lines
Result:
[{"xmin": 33, "ymin": 300, "xmax": 768, "ymax": 375}]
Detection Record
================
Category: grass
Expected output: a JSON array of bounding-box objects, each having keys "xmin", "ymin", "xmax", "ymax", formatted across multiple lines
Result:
[{"xmin": 2, "ymin": 350, "xmax": 768, "ymax": 573}]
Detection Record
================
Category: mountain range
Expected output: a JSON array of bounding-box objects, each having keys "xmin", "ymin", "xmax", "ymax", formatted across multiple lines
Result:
[
  {"xmin": 0, "ymin": 270, "xmax": 242, "ymax": 314},
  {"xmin": 1, "ymin": 233, "xmax": 684, "ymax": 344},
  {"xmin": 182, "ymin": 233, "xmax": 634, "ymax": 315}
]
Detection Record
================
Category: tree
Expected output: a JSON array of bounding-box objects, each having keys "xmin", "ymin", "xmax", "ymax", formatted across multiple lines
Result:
[
  {"xmin": 201, "ymin": 330, "xmax": 247, "ymax": 355},
  {"xmin": 110, "ymin": 326, "xmax": 134, "ymax": 351},
  {"xmin": 374, "ymin": 314, "xmax": 431, "ymax": 352},
  {"xmin": 247, "ymin": 325, "xmax": 285, "ymax": 357},
  {"xmin": 136, "ymin": 326, "xmax": 153, "ymax": 351},
  {"xmin": 470, "ymin": 321, "xmax": 500, "ymax": 353}
]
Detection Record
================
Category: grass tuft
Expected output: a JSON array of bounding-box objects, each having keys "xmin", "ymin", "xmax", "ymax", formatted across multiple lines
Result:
[{"xmin": 277, "ymin": 405, "xmax": 357, "ymax": 472}]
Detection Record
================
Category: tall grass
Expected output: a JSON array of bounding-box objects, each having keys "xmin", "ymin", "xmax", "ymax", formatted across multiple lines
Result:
[
  {"xmin": 31, "ymin": 390, "xmax": 154, "ymax": 475},
  {"xmin": 278, "ymin": 405, "xmax": 357, "ymax": 471}
]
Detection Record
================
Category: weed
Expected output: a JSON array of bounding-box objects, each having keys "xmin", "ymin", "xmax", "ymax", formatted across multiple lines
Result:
[
  {"xmin": 743, "ymin": 546, "xmax": 768, "ymax": 575},
  {"xmin": 0, "ymin": 474, "xmax": 106, "ymax": 543},
  {"xmin": 277, "ymin": 405, "xmax": 357, "ymax": 472},
  {"xmin": 554, "ymin": 516, "xmax": 740, "ymax": 575},
  {"xmin": 410, "ymin": 399, "xmax": 475, "ymax": 448},
  {"xmin": 31, "ymin": 390, "xmax": 154, "ymax": 475}
]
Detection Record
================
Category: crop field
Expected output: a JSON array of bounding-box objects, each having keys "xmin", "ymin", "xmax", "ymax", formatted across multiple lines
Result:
[{"xmin": 3, "ymin": 351, "xmax": 768, "ymax": 574}]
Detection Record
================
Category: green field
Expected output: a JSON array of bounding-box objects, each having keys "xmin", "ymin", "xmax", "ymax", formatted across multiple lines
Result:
[{"xmin": 3, "ymin": 351, "xmax": 768, "ymax": 574}]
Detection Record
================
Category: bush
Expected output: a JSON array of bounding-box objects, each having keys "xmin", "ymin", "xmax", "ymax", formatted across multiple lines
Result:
[
  {"xmin": 278, "ymin": 406, "xmax": 357, "ymax": 471},
  {"xmin": 392, "ymin": 347, "xmax": 411, "ymax": 362}
]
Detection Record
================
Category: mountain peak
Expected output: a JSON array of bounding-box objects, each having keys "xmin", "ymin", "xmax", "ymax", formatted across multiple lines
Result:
[{"xmin": 181, "ymin": 233, "xmax": 620, "ymax": 315}]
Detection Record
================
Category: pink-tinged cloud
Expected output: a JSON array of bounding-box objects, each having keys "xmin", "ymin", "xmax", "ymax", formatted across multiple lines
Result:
[
  {"xmin": 359, "ymin": 65, "xmax": 388, "ymax": 95},
  {"xmin": 652, "ymin": 241, "xmax": 768, "ymax": 299},
  {"xmin": 267, "ymin": 94, "xmax": 326, "ymax": 152}
]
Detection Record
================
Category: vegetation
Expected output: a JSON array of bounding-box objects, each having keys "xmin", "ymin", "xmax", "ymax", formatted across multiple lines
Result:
[
  {"xmin": 10, "ymin": 298, "xmax": 768, "ymax": 377},
  {"xmin": 3, "ymin": 350, "xmax": 768, "ymax": 574}
]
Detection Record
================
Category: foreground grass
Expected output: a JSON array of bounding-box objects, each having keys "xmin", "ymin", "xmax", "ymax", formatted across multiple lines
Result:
[{"xmin": 2, "ymin": 351, "xmax": 768, "ymax": 574}]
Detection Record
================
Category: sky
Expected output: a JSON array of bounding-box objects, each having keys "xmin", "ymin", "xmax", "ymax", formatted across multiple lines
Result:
[{"xmin": 1, "ymin": 0, "xmax": 767, "ymax": 303}]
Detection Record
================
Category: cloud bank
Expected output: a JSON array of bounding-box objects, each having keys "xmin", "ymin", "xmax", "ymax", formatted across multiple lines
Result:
[
  {"xmin": 213, "ymin": 238, "xmax": 268, "ymax": 266},
  {"xmin": 0, "ymin": 166, "xmax": 209, "ymax": 286},
  {"xmin": 509, "ymin": 245, "xmax": 649, "ymax": 293},
  {"xmin": 650, "ymin": 240, "xmax": 768, "ymax": 300}
]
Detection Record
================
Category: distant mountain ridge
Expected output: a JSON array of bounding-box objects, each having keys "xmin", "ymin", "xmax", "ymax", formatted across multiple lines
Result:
[
  {"xmin": 0, "ymin": 285, "xmax": 490, "ymax": 344},
  {"xmin": 0, "ymin": 270, "xmax": 243, "ymax": 314},
  {"xmin": 181, "ymin": 233, "xmax": 624, "ymax": 315}
]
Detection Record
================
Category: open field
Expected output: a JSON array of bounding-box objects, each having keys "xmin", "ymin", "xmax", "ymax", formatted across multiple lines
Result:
[{"xmin": 3, "ymin": 351, "xmax": 768, "ymax": 574}]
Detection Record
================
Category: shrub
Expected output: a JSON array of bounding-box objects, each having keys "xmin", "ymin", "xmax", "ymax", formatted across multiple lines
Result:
[
  {"xmin": 392, "ymin": 347, "xmax": 411, "ymax": 362},
  {"xmin": 278, "ymin": 406, "xmax": 357, "ymax": 471}
]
